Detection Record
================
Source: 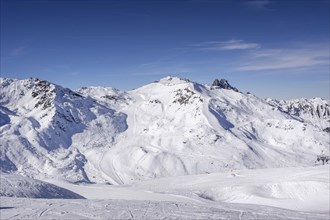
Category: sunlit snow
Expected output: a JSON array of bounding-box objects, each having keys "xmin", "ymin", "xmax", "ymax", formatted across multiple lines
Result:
[{"xmin": 0, "ymin": 76, "xmax": 329, "ymax": 219}]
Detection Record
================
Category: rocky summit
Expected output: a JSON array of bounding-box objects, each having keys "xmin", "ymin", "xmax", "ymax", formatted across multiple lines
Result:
[{"xmin": 211, "ymin": 78, "xmax": 239, "ymax": 92}]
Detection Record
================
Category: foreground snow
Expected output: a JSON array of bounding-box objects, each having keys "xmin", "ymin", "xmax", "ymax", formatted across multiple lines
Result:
[
  {"xmin": 1, "ymin": 196, "xmax": 328, "ymax": 220},
  {"xmin": 1, "ymin": 165, "xmax": 329, "ymax": 219},
  {"xmin": 0, "ymin": 172, "xmax": 83, "ymax": 199},
  {"xmin": 44, "ymin": 165, "xmax": 330, "ymax": 213}
]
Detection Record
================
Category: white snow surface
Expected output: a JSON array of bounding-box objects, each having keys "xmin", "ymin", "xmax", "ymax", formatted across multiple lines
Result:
[
  {"xmin": 43, "ymin": 165, "xmax": 330, "ymax": 213},
  {"xmin": 2, "ymin": 196, "xmax": 328, "ymax": 220},
  {"xmin": 266, "ymin": 97, "xmax": 330, "ymax": 130},
  {"xmin": 0, "ymin": 172, "xmax": 83, "ymax": 199},
  {"xmin": 1, "ymin": 76, "xmax": 330, "ymax": 219},
  {"xmin": 0, "ymin": 76, "xmax": 329, "ymax": 184},
  {"xmin": 1, "ymin": 166, "xmax": 329, "ymax": 219}
]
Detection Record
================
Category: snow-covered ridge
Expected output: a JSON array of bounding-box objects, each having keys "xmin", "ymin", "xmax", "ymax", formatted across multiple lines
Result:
[
  {"xmin": 0, "ymin": 172, "xmax": 84, "ymax": 199},
  {"xmin": 0, "ymin": 76, "xmax": 329, "ymax": 184},
  {"xmin": 266, "ymin": 97, "xmax": 330, "ymax": 130},
  {"xmin": 0, "ymin": 77, "xmax": 127, "ymax": 182}
]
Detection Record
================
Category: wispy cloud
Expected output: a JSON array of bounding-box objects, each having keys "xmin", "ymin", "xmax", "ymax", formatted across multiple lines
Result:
[
  {"xmin": 235, "ymin": 46, "xmax": 329, "ymax": 72},
  {"xmin": 9, "ymin": 46, "xmax": 26, "ymax": 56},
  {"xmin": 194, "ymin": 40, "xmax": 260, "ymax": 51},
  {"xmin": 244, "ymin": 0, "xmax": 272, "ymax": 10}
]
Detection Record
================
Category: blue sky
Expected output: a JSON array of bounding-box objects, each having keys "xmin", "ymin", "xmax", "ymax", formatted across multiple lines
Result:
[{"xmin": 1, "ymin": 0, "xmax": 329, "ymax": 99}]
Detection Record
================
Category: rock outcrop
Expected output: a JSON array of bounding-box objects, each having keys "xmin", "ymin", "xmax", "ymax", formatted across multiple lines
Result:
[{"xmin": 211, "ymin": 79, "xmax": 239, "ymax": 92}]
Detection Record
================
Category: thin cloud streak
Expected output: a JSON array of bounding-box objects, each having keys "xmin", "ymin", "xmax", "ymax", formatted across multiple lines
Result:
[
  {"xmin": 235, "ymin": 47, "xmax": 329, "ymax": 72},
  {"xmin": 194, "ymin": 40, "xmax": 260, "ymax": 51}
]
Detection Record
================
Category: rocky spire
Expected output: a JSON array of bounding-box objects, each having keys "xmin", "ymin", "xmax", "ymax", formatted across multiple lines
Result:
[{"xmin": 211, "ymin": 79, "xmax": 239, "ymax": 92}]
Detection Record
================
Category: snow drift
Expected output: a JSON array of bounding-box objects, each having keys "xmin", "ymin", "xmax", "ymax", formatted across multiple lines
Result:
[{"xmin": 0, "ymin": 172, "xmax": 84, "ymax": 199}]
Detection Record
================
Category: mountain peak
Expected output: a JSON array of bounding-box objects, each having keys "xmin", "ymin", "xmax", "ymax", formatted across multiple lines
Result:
[
  {"xmin": 211, "ymin": 78, "xmax": 239, "ymax": 92},
  {"xmin": 1, "ymin": 77, "xmax": 329, "ymax": 185},
  {"xmin": 159, "ymin": 76, "xmax": 187, "ymax": 83}
]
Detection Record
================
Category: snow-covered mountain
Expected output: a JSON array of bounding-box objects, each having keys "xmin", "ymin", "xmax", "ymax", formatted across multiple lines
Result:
[
  {"xmin": 0, "ymin": 77, "xmax": 127, "ymax": 183},
  {"xmin": 0, "ymin": 77, "xmax": 329, "ymax": 184},
  {"xmin": 266, "ymin": 98, "xmax": 330, "ymax": 131}
]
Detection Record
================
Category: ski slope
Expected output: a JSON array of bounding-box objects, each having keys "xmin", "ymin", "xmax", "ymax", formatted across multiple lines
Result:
[
  {"xmin": 1, "ymin": 165, "xmax": 329, "ymax": 219},
  {"xmin": 0, "ymin": 172, "xmax": 83, "ymax": 199}
]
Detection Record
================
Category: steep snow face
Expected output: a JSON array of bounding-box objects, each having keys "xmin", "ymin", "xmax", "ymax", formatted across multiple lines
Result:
[
  {"xmin": 0, "ymin": 78, "xmax": 127, "ymax": 182},
  {"xmin": 266, "ymin": 98, "xmax": 330, "ymax": 130},
  {"xmin": 0, "ymin": 172, "xmax": 84, "ymax": 199},
  {"xmin": 0, "ymin": 77, "xmax": 329, "ymax": 184}
]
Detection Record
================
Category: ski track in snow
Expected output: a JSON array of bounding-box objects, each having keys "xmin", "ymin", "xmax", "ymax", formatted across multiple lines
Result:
[
  {"xmin": 1, "ymin": 196, "xmax": 329, "ymax": 220},
  {"xmin": 99, "ymin": 148, "xmax": 124, "ymax": 185},
  {"xmin": 9, "ymin": 165, "xmax": 323, "ymax": 219}
]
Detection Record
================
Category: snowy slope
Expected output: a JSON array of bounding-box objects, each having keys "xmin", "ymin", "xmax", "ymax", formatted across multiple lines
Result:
[
  {"xmin": 0, "ymin": 76, "xmax": 329, "ymax": 184},
  {"xmin": 0, "ymin": 172, "xmax": 84, "ymax": 199},
  {"xmin": 0, "ymin": 78, "xmax": 127, "ymax": 183},
  {"xmin": 266, "ymin": 98, "xmax": 330, "ymax": 130},
  {"xmin": 91, "ymin": 77, "xmax": 329, "ymax": 183},
  {"xmin": 132, "ymin": 165, "xmax": 330, "ymax": 213},
  {"xmin": 44, "ymin": 165, "xmax": 329, "ymax": 212},
  {"xmin": 2, "ymin": 196, "xmax": 328, "ymax": 220},
  {"xmin": 1, "ymin": 166, "xmax": 328, "ymax": 219}
]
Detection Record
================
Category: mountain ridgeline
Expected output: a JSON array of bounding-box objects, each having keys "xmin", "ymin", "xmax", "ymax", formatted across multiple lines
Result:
[
  {"xmin": 265, "ymin": 98, "xmax": 330, "ymax": 131},
  {"xmin": 0, "ymin": 77, "xmax": 329, "ymax": 184}
]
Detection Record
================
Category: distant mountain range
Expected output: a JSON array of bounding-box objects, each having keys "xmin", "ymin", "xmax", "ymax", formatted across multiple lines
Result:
[
  {"xmin": 0, "ymin": 77, "xmax": 329, "ymax": 184},
  {"xmin": 265, "ymin": 98, "xmax": 329, "ymax": 131}
]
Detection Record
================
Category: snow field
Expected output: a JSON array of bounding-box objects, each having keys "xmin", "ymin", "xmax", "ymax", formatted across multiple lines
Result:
[
  {"xmin": 1, "ymin": 165, "xmax": 328, "ymax": 219},
  {"xmin": 43, "ymin": 165, "xmax": 330, "ymax": 213}
]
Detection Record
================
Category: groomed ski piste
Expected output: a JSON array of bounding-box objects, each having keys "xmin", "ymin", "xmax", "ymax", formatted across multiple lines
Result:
[{"xmin": 1, "ymin": 166, "xmax": 329, "ymax": 219}]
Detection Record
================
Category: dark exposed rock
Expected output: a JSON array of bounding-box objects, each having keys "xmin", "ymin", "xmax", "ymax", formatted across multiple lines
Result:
[
  {"xmin": 102, "ymin": 95, "xmax": 120, "ymax": 102},
  {"xmin": 173, "ymin": 88, "xmax": 203, "ymax": 105},
  {"xmin": 32, "ymin": 79, "xmax": 55, "ymax": 110},
  {"xmin": 323, "ymin": 127, "xmax": 330, "ymax": 133},
  {"xmin": 211, "ymin": 79, "xmax": 239, "ymax": 92},
  {"xmin": 265, "ymin": 98, "xmax": 330, "ymax": 130}
]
